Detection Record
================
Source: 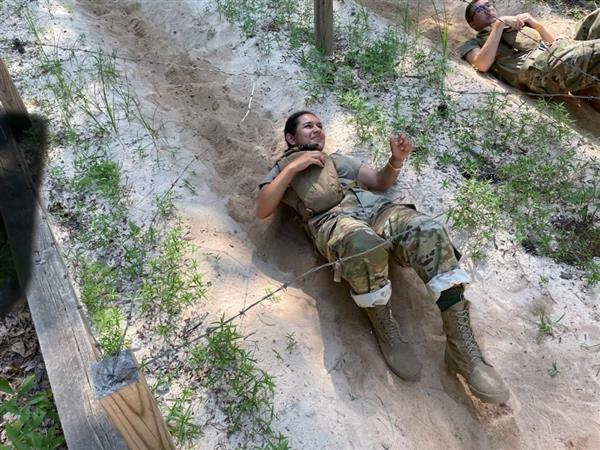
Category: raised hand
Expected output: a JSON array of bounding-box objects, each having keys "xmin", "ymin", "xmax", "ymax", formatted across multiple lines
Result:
[
  {"xmin": 516, "ymin": 12, "xmax": 542, "ymax": 31},
  {"xmin": 498, "ymin": 15, "xmax": 525, "ymax": 30},
  {"xmin": 389, "ymin": 133, "xmax": 413, "ymax": 164}
]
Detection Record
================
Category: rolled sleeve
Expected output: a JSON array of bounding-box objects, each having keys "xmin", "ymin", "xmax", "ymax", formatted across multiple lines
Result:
[{"xmin": 459, "ymin": 38, "xmax": 481, "ymax": 60}]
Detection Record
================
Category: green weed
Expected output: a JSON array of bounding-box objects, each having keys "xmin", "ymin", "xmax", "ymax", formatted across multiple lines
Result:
[
  {"xmin": 547, "ymin": 361, "xmax": 560, "ymax": 378},
  {"xmin": 72, "ymin": 154, "xmax": 121, "ymax": 205},
  {"xmin": 165, "ymin": 387, "xmax": 202, "ymax": 446},
  {"xmin": 447, "ymin": 179, "xmax": 502, "ymax": 259},
  {"xmin": 92, "ymin": 51, "xmax": 120, "ymax": 133},
  {"xmin": 0, "ymin": 375, "xmax": 64, "ymax": 450},
  {"xmin": 298, "ymin": 47, "xmax": 336, "ymax": 104},
  {"xmin": 135, "ymin": 224, "xmax": 208, "ymax": 334},
  {"xmin": 449, "ymin": 91, "xmax": 600, "ymax": 281},
  {"xmin": 285, "ymin": 333, "xmax": 297, "ymax": 353},
  {"xmin": 152, "ymin": 191, "xmax": 177, "ymax": 220},
  {"xmin": 535, "ymin": 310, "xmax": 566, "ymax": 344},
  {"xmin": 188, "ymin": 318, "xmax": 289, "ymax": 448},
  {"xmin": 345, "ymin": 29, "xmax": 400, "ymax": 86},
  {"xmin": 203, "ymin": 252, "xmax": 222, "ymax": 265},
  {"xmin": 77, "ymin": 258, "xmax": 126, "ymax": 355}
]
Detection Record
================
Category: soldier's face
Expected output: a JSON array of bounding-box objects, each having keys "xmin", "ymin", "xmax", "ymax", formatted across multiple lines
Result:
[
  {"xmin": 469, "ymin": 0, "xmax": 497, "ymax": 29},
  {"xmin": 287, "ymin": 114, "xmax": 326, "ymax": 150}
]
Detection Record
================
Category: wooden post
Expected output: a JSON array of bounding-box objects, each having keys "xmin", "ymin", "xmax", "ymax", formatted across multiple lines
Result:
[
  {"xmin": 0, "ymin": 58, "xmax": 31, "ymax": 130},
  {"xmin": 314, "ymin": 0, "xmax": 333, "ymax": 56},
  {"xmin": 92, "ymin": 351, "xmax": 176, "ymax": 450},
  {"xmin": 0, "ymin": 119, "xmax": 125, "ymax": 449}
]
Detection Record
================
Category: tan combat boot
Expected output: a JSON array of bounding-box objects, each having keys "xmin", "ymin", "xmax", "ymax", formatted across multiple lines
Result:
[
  {"xmin": 366, "ymin": 304, "xmax": 422, "ymax": 381},
  {"xmin": 442, "ymin": 300, "xmax": 509, "ymax": 404}
]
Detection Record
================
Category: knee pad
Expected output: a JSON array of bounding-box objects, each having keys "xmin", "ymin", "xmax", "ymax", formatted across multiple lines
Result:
[{"xmin": 351, "ymin": 281, "xmax": 392, "ymax": 308}]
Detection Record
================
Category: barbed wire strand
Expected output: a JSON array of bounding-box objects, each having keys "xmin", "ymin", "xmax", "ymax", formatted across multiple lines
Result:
[
  {"xmin": 2, "ymin": 34, "xmax": 600, "ymax": 101},
  {"xmin": 128, "ymin": 202, "xmax": 453, "ymax": 374},
  {"xmin": 115, "ymin": 132, "xmax": 234, "ymax": 357},
  {"xmin": 0, "ymin": 36, "xmax": 288, "ymax": 80},
  {"xmin": 133, "ymin": 217, "xmax": 449, "ymax": 374}
]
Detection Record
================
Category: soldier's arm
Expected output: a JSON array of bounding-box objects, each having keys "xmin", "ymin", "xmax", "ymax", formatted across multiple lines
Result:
[
  {"xmin": 358, "ymin": 134, "xmax": 412, "ymax": 191},
  {"xmin": 518, "ymin": 13, "xmax": 555, "ymax": 43},
  {"xmin": 255, "ymin": 151, "xmax": 324, "ymax": 219},
  {"xmin": 465, "ymin": 17, "xmax": 521, "ymax": 72}
]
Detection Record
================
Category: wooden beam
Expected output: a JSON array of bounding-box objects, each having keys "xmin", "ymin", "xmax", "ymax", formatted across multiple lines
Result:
[
  {"xmin": 0, "ymin": 59, "xmax": 31, "ymax": 130},
  {"xmin": 0, "ymin": 117, "xmax": 126, "ymax": 449},
  {"xmin": 93, "ymin": 351, "xmax": 176, "ymax": 450},
  {"xmin": 314, "ymin": 0, "xmax": 334, "ymax": 56}
]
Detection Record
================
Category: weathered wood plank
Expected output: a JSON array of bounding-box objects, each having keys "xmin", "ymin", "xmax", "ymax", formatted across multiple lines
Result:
[
  {"xmin": 314, "ymin": 0, "xmax": 333, "ymax": 56},
  {"xmin": 95, "ymin": 352, "xmax": 176, "ymax": 450},
  {"xmin": 0, "ymin": 117, "xmax": 127, "ymax": 450},
  {"xmin": 0, "ymin": 59, "xmax": 31, "ymax": 129}
]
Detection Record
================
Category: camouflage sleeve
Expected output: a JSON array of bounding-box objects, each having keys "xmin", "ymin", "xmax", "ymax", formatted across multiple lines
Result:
[
  {"xmin": 331, "ymin": 153, "xmax": 362, "ymax": 181},
  {"xmin": 459, "ymin": 37, "xmax": 481, "ymax": 60},
  {"xmin": 258, "ymin": 164, "xmax": 281, "ymax": 189}
]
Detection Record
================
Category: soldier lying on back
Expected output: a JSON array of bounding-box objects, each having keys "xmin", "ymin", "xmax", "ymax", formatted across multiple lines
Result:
[
  {"xmin": 256, "ymin": 110, "xmax": 510, "ymax": 404},
  {"xmin": 461, "ymin": 3, "xmax": 600, "ymax": 110}
]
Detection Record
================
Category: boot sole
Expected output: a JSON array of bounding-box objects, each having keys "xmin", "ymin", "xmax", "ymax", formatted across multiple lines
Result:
[
  {"xmin": 445, "ymin": 356, "xmax": 509, "ymax": 404},
  {"xmin": 468, "ymin": 383, "xmax": 510, "ymax": 405}
]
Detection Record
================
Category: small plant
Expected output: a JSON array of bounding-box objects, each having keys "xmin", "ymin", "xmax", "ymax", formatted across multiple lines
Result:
[
  {"xmin": 165, "ymin": 387, "xmax": 202, "ymax": 446},
  {"xmin": 77, "ymin": 258, "xmax": 126, "ymax": 355},
  {"xmin": 152, "ymin": 191, "xmax": 177, "ymax": 219},
  {"xmin": 135, "ymin": 224, "xmax": 208, "ymax": 334},
  {"xmin": 92, "ymin": 51, "xmax": 120, "ymax": 134},
  {"xmin": 298, "ymin": 47, "xmax": 336, "ymax": 104},
  {"xmin": 345, "ymin": 28, "xmax": 400, "ymax": 86},
  {"xmin": 0, "ymin": 375, "xmax": 64, "ymax": 449},
  {"xmin": 264, "ymin": 287, "xmax": 281, "ymax": 303},
  {"xmin": 535, "ymin": 310, "xmax": 566, "ymax": 344},
  {"xmin": 447, "ymin": 179, "xmax": 502, "ymax": 259},
  {"xmin": 188, "ymin": 318, "xmax": 289, "ymax": 447},
  {"xmin": 72, "ymin": 154, "xmax": 122, "ymax": 205},
  {"xmin": 203, "ymin": 252, "xmax": 222, "ymax": 264},
  {"xmin": 430, "ymin": 0, "xmax": 450, "ymax": 90},
  {"xmin": 586, "ymin": 261, "xmax": 600, "ymax": 287},
  {"xmin": 547, "ymin": 361, "xmax": 560, "ymax": 378},
  {"xmin": 272, "ymin": 348, "xmax": 284, "ymax": 362},
  {"xmin": 285, "ymin": 333, "xmax": 298, "ymax": 353}
]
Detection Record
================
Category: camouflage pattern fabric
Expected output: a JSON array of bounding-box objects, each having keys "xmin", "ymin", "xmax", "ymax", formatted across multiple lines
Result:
[
  {"xmin": 522, "ymin": 42, "xmax": 600, "ymax": 93},
  {"xmin": 574, "ymin": 8, "xmax": 600, "ymax": 41},
  {"xmin": 513, "ymin": 9, "xmax": 600, "ymax": 93},
  {"xmin": 461, "ymin": 9, "xmax": 600, "ymax": 93},
  {"xmin": 308, "ymin": 204, "xmax": 462, "ymax": 296}
]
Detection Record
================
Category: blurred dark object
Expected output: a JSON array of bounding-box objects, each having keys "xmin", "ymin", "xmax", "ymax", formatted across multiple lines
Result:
[{"xmin": 12, "ymin": 38, "xmax": 26, "ymax": 54}]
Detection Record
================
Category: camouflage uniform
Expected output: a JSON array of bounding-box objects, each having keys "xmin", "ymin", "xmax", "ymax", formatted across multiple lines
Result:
[
  {"xmin": 460, "ymin": 9, "xmax": 600, "ymax": 93},
  {"xmin": 260, "ymin": 153, "xmax": 470, "ymax": 298}
]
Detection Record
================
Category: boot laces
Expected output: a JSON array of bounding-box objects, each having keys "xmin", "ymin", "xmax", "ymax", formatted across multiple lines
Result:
[
  {"xmin": 373, "ymin": 306, "xmax": 403, "ymax": 343},
  {"xmin": 455, "ymin": 308, "xmax": 483, "ymax": 363}
]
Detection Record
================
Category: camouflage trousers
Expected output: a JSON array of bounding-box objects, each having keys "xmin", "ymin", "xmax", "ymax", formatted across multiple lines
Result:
[
  {"xmin": 307, "ymin": 204, "xmax": 471, "ymax": 299},
  {"xmin": 521, "ymin": 9, "xmax": 600, "ymax": 93}
]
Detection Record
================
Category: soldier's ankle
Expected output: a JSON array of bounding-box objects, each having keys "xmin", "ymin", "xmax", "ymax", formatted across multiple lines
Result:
[{"xmin": 436, "ymin": 285, "xmax": 464, "ymax": 311}]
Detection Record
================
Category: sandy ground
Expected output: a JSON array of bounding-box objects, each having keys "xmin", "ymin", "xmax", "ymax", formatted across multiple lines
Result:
[{"xmin": 4, "ymin": 0, "xmax": 600, "ymax": 448}]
